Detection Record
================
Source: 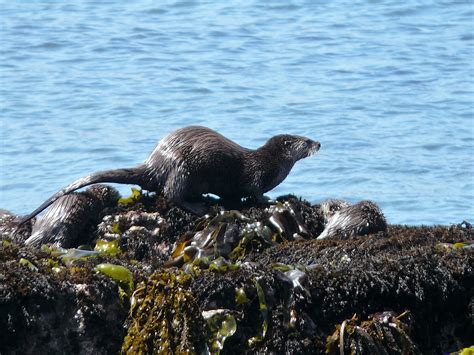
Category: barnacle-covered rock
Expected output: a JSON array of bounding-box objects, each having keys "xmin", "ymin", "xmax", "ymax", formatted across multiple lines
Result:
[
  {"xmin": 0, "ymin": 191, "xmax": 472, "ymax": 354},
  {"xmin": 0, "ymin": 241, "xmax": 129, "ymax": 353}
]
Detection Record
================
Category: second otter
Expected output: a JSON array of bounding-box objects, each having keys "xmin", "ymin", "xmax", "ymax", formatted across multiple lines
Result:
[
  {"xmin": 25, "ymin": 185, "xmax": 119, "ymax": 248},
  {"xmin": 317, "ymin": 200, "xmax": 387, "ymax": 239},
  {"xmin": 22, "ymin": 126, "xmax": 320, "ymax": 220}
]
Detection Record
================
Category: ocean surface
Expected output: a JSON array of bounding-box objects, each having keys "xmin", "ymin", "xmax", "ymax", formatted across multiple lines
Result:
[{"xmin": 0, "ymin": 1, "xmax": 473, "ymax": 225}]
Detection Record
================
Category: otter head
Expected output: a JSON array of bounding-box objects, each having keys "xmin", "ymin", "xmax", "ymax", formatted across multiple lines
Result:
[
  {"xmin": 320, "ymin": 199, "xmax": 352, "ymax": 222},
  {"xmin": 264, "ymin": 134, "xmax": 320, "ymax": 163}
]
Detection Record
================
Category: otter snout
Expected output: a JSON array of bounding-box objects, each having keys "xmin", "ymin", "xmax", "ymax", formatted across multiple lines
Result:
[
  {"xmin": 305, "ymin": 139, "xmax": 320, "ymax": 148},
  {"xmin": 306, "ymin": 139, "xmax": 321, "ymax": 156}
]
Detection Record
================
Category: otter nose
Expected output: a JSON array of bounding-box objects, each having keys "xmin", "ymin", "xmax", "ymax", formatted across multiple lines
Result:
[{"xmin": 308, "ymin": 140, "xmax": 320, "ymax": 150}]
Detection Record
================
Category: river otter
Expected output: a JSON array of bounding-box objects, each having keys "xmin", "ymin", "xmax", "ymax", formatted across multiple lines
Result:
[
  {"xmin": 319, "ymin": 199, "xmax": 351, "ymax": 223},
  {"xmin": 24, "ymin": 185, "xmax": 119, "ymax": 248},
  {"xmin": 317, "ymin": 200, "xmax": 387, "ymax": 239},
  {"xmin": 21, "ymin": 126, "xmax": 320, "ymax": 221}
]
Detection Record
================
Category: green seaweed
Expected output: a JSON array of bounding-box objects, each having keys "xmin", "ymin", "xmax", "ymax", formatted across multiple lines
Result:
[
  {"xmin": 248, "ymin": 278, "xmax": 268, "ymax": 347},
  {"xmin": 235, "ymin": 287, "xmax": 249, "ymax": 305},
  {"xmin": 44, "ymin": 258, "xmax": 64, "ymax": 273},
  {"xmin": 208, "ymin": 256, "xmax": 240, "ymax": 272},
  {"xmin": 437, "ymin": 241, "xmax": 474, "ymax": 251},
  {"xmin": 228, "ymin": 227, "xmax": 273, "ymax": 261},
  {"xmin": 40, "ymin": 244, "xmax": 60, "ymax": 254},
  {"xmin": 271, "ymin": 262, "xmax": 292, "ymax": 272},
  {"xmin": 111, "ymin": 223, "xmax": 121, "ymax": 234},
  {"xmin": 60, "ymin": 248, "xmax": 100, "ymax": 264},
  {"xmin": 118, "ymin": 187, "xmax": 141, "ymax": 205},
  {"xmin": 19, "ymin": 258, "xmax": 38, "ymax": 272},
  {"xmin": 167, "ymin": 201, "xmax": 311, "ymax": 269},
  {"xmin": 94, "ymin": 263, "xmax": 134, "ymax": 295},
  {"xmin": 203, "ymin": 309, "xmax": 237, "ymax": 354},
  {"xmin": 168, "ymin": 210, "xmax": 245, "ymax": 268},
  {"xmin": 94, "ymin": 239, "xmax": 120, "ymax": 256},
  {"xmin": 122, "ymin": 271, "xmax": 206, "ymax": 354},
  {"xmin": 458, "ymin": 346, "xmax": 474, "ymax": 355},
  {"xmin": 326, "ymin": 312, "xmax": 420, "ymax": 354}
]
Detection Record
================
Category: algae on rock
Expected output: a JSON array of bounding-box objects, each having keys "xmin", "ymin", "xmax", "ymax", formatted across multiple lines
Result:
[
  {"xmin": 122, "ymin": 271, "xmax": 207, "ymax": 354},
  {"xmin": 1, "ymin": 193, "xmax": 472, "ymax": 354}
]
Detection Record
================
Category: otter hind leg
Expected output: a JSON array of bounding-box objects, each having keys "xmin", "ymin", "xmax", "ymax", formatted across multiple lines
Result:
[{"xmin": 163, "ymin": 173, "xmax": 208, "ymax": 215}]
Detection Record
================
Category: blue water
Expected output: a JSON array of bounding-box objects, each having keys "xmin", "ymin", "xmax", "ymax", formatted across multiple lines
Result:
[{"xmin": 1, "ymin": 1, "xmax": 473, "ymax": 225}]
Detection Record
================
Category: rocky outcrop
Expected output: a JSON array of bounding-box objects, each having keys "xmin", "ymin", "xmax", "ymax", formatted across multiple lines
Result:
[{"xmin": 1, "ymin": 192, "xmax": 472, "ymax": 354}]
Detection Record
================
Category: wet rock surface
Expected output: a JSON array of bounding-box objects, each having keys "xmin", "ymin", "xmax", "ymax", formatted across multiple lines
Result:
[{"xmin": 0, "ymin": 192, "xmax": 472, "ymax": 354}]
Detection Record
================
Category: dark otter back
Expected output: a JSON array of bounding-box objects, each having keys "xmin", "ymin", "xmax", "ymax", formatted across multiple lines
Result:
[{"xmin": 147, "ymin": 126, "xmax": 250, "ymax": 198}]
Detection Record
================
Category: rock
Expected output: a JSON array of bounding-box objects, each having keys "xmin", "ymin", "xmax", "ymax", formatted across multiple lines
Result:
[{"xmin": 0, "ymin": 192, "xmax": 472, "ymax": 354}]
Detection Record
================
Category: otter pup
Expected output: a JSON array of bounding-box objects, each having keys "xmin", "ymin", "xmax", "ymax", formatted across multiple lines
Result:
[
  {"xmin": 21, "ymin": 126, "xmax": 320, "ymax": 221},
  {"xmin": 25, "ymin": 185, "xmax": 119, "ymax": 248},
  {"xmin": 317, "ymin": 200, "xmax": 387, "ymax": 239}
]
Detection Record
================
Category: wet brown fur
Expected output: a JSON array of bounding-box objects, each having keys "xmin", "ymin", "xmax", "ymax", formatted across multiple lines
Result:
[{"xmin": 22, "ymin": 126, "xmax": 320, "ymax": 220}]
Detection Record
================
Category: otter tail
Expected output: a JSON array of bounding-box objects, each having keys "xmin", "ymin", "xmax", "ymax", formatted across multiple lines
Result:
[{"xmin": 20, "ymin": 164, "xmax": 148, "ymax": 224}]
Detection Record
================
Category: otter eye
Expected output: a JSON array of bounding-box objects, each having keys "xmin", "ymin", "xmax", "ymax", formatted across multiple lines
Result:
[{"xmin": 284, "ymin": 140, "xmax": 292, "ymax": 146}]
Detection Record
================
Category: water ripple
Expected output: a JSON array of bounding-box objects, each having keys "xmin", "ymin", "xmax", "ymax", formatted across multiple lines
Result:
[{"xmin": 0, "ymin": 0, "xmax": 472, "ymax": 225}]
